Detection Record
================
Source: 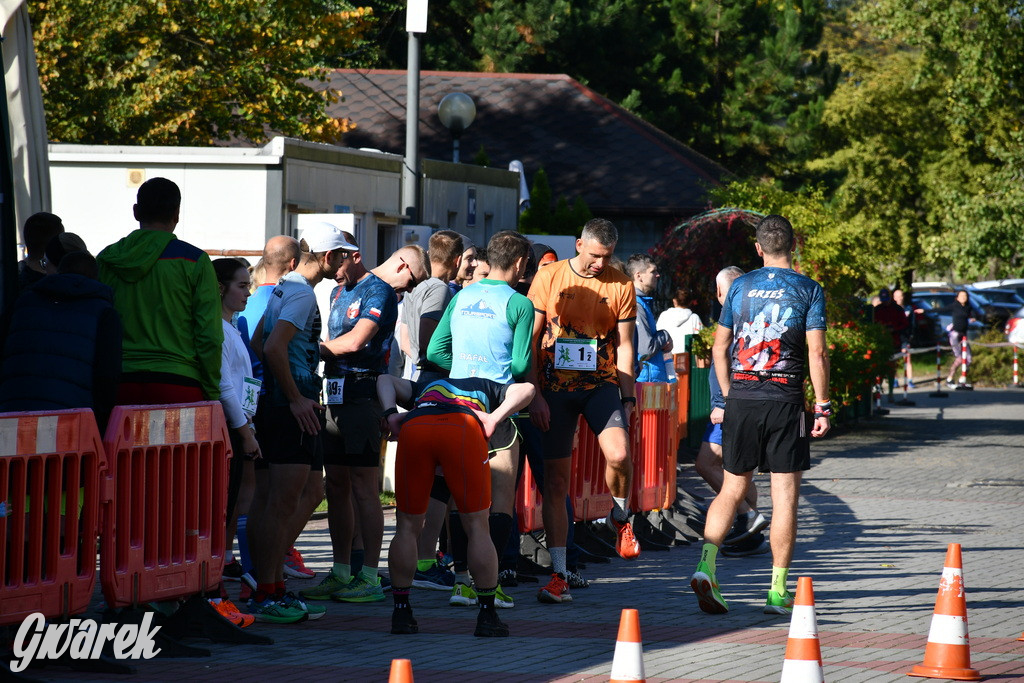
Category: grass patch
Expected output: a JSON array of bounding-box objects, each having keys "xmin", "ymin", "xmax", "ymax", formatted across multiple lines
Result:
[{"xmin": 313, "ymin": 490, "xmax": 395, "ymax": 514}]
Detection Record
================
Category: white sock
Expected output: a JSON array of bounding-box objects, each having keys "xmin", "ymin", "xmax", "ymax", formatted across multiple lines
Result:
[
  {"xmin": 456, "ymin": 571, "xmax": 471, "ymax": 586},
  {"xmin": 611, "ymin": 497, "xmax": 629, "ymax": 521},
  {"xmin": 549, "ymin": 547, "xmax": 567, "ymax": 576}
]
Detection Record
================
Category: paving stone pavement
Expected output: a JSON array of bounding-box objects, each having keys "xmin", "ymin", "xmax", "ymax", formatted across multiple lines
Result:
[{"xmin": 21, "ymin": 387, "xmax": 1024, "ymax": 682}]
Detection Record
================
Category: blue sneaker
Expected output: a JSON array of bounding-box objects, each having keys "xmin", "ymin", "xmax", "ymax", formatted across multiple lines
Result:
[{"xmin": 413, "ymin": 562, "xmax": 455, "ymax": 590}]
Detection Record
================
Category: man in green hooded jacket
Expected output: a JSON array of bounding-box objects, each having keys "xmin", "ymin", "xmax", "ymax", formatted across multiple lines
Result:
[{"xmin": 98, "ymin": 177, "xmax": 222, "ymax": 404}]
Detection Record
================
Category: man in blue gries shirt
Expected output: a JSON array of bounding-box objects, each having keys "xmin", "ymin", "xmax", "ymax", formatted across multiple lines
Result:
[
  {"xmin": 425, "ymin": 230, "xmax": 534, "ymax": 609},
  {"xmin": 690, "ymin": 214, "xmax": 831, "ymax": 618}
]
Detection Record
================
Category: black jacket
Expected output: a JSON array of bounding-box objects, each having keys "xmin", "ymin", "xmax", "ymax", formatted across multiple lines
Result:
[
  {"xmin": 943, "ymin": 300, "xmax": 971, "ymax": 334},
  {"xmin": 0, "ymin": 274, "xmax": 122, "ymax": 431}
]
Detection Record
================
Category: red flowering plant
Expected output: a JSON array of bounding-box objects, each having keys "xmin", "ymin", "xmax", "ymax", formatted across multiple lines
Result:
[
  {"xmin": 820, "ymin": 319, "xmax": 895, "ymax": 410},
  {"xmin": 649, "ymin": 208, "xmax": 763, "ymax": 322}
]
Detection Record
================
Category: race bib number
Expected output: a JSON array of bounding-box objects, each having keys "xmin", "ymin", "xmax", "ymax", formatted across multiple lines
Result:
[
  {"xmin": 241, "ymin": 377, "xmax": 261, "ymax": 418},
  {"xmin": 554, "ymin": 338, "xmax": 598, "ymax": 371},
  {"xmin": 325, "ymin": 376, "xmax": 345, "ymax": 405}
]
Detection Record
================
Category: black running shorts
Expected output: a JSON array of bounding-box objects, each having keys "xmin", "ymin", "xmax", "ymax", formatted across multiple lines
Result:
[
  {"xmin": 721, "ymin": 398, "xmax": 809, "ymax": 474},
  {"xmin": 253, "ymin": 401, "xmax": 325, "ymax": 469},
  {"xmin": 320, "ymin": 375, "xmax": 383, "ymax": 468},
  {"xmin": 541, "ymin": 383, "xmax": 627, "ymax": 460}
]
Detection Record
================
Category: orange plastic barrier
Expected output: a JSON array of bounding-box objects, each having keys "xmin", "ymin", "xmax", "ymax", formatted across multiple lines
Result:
[
  {"xmin": 570, "ymin": 413, "xmax": 611, "ymax": 523},
  {"xmin": 100, "ymin": 402, "xmax": 231, "ymax": 608},
  {"xmin": 630, "ymin": 382, "xmax": 676, "ymax": 512},
  {"xmin": 673, "ymin": 353, "xmax": 690, "ymax": 443},
  {"xmin": 515, "ymin": 383, "xmax": 679, "ymax": 532},
  {"xmin": 0, "ymin": 409, "xmax": 108, "ymax": 625},
  {"xmin": 515, "ymin": 457, "xmax": 544, "ymax": 534}
]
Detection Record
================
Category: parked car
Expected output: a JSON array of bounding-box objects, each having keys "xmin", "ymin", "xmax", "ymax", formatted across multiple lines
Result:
[
  {"xmin": 964, "ymin": 287, "xmax": 1022, "ymax": 328},
  {"xmin": 972, "ymin": 278, "xmax": 1024, "ymax": 302},
  {"xmin": 1007, "ymin": 306, "xmax": 1024, "ymax": 347}
]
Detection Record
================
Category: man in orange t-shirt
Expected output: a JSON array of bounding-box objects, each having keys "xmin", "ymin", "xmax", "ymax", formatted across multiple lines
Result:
[{"xmin": 527, "ymin": 218, "xmax": 640, "ymax": 605}]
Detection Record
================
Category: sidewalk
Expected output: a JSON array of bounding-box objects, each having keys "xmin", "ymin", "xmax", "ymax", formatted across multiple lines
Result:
[{"xmin": 26, "ymin": 388, "xmax": 1024, "ymax": 682}]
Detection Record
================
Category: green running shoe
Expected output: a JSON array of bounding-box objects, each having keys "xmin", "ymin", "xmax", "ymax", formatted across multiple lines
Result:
[
  {"xmin": 280, "ymin": 591, "xmax": 327, "ymax": 620},
  {"xmin": 299, "ymin": 569, "xmax": 350, "ymax": 601},
  {"xmin": 449, "ymin": 582, "xmax": 478, "ymax": 606},
  {"xmin": 248, "ymin": 597, "xmax": 308, "ymax": 624},
  {"xmin": 331, "ymin": 575, "xmax": 386, "ymax": 603},
  {"xmin": 690, "ymin": 561, "xmax": 728, "ymax": 614},
  {"xmin": 764, "ymin": 589, "xmax": 794, "ymax": 615},
  {"xmin": 495, "ymin": 585, "xmax": 514, "ymax": 609}
]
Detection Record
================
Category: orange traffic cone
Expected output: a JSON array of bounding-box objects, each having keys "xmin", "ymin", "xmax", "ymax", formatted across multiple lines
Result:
[
  {"xmin": 388, "ymin": 658, "xmax": 414, "ymax": 683},
  {"xmin": 781, "ymin": 576, "xmax": 824, "ymax": 683},
  {"xmin": 609, "ymin": 608, "xmax": 646, "ymax": 683},
  {"xmin": 907, "ymin": 543, "xmax": 981, "ymax": 681}
]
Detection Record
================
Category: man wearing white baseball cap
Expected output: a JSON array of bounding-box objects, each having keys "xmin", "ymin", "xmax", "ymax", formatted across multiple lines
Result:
[{"xmin": 246, "ymin": 221, "xmax": 356, "ymax": 623}]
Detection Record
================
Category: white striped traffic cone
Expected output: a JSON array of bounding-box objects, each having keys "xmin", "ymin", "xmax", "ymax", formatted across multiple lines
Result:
[
  {"xmin": 907, "ymin": 543, "xmax": 980, "ymax": 680},
  {"xmin": 609, "ymin": 608, "xmax": 646, "ymax": 683},
  {"xmin": 781, "ymin": 576, "xmax": 824, "ymax": 683}
]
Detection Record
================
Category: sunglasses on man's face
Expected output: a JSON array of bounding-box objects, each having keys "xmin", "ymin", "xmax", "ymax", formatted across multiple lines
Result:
[{"xmin": 399, "ymin": 257, "xmax": 423, "ymax": 288}]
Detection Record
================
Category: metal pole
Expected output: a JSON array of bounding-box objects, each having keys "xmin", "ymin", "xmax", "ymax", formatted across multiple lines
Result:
[
  {"xmin": 895, "ymin": 346, "xmax": 915, "ymax": 406},
  {"xmin": 401, "ymin": 32, "xmax": 420, "ymax": 224},
  {"xmin": 1014, "ymin": 345, "xmax": 1020, "ymax": 387},
  {"xmin": 0, "ymin": 40, "xmax": 19, "ymax": 315},
  {"xmin": 956, "ymin": 335, "xmax": 972, "ymax": 390},
  {"xmin": 452, "ymin": 138, "xmax": 460, "ymax": 164},
  {"xmin": 1011, "ymin": 344, "xmax": 1019, "ymax": 387},
  {"xmin": 930, "ymin": 342, "xmax": 948, "ymax": 398}
]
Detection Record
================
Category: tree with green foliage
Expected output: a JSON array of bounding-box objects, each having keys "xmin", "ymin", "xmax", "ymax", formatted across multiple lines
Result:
[
  {"xmin": 653, "ymin": 0, "xmax": 839, "ymax": 178},
  {"xmin": 361, "ymin": 0, "xmax": 838, "ymax": 179},
  {"xmin": 30, "ymin": 0, "xmax": 376, "ymax": 145},
  {"xmin": 807, "ymin": 1, "xmax": 1024, "ymax": 283},
  {"xmin": 708, "ymin": 178, "xmax": 869, "ymax": 321}
]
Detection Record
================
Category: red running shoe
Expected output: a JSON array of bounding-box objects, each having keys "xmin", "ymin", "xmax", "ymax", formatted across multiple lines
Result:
[
  {"xmin": 284, "ymin": 546, "xmax": 315, "ymax": 579},
  {"xmin": 609, "ymin": 517, "xmax": 641, "ymax": 560},
  {"xmin": 537, "ymin": 573, "xmax": 572, "ymax": 604}
]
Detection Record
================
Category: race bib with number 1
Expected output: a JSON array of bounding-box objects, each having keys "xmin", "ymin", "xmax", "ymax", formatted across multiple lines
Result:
[{"xmin": 554, "ymin": 338, "xmax": 598, "ymax": 371}]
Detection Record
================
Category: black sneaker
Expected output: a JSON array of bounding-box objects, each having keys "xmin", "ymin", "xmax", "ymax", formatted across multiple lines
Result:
[
  {"xmin": 721, "ymin": 532, "xmax": 770, "ymax": 557},
  {"xmin": 498, "ymin": 568, "xmax": 518, "ymax": 587},
  {"xmin": 222, "ymin": 558, "xmax": 245, "ymax": 581},
  {"xmin": 725, "ymin": 512, "xmax": 768, "ymax": 545},
  {"xmin": 565, "ymin": 569, "xmax": 590, "ymax": 589},
  {"xmin": 474, "ymin": 608, "xmax": 510, "ymax": 637},
  {"xmin": 391, "ymin": 606, "xmax": 418, "ymax": 635}
]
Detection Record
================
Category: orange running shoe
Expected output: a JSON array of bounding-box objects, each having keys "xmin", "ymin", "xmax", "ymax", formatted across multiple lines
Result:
[
  {"xmin": 537, "ymin": 573, "xmax": 572, "ymax": 604},
  {"xmin": 609, "ymin": 517, "xmax": 641, "ymax": 560},
  {"xmin": 210, "ymin": 599, "xmax": 255, "ymax": 628}
]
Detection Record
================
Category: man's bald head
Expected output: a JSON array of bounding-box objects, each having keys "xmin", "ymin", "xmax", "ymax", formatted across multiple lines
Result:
[
  {"xmin": 372, "ymin": 245, "xmax": 429, "ymax": 294},
  {"xmin": 263, "ymin": 235, "xmax": 301, "ymax": 281},
  {"xmin": 715, "ymin": 265, "xmax": 744, "ymax": 305},
  {"xmin": 397, "ymin": 245, "xmax": 429, "ymax": 281}
]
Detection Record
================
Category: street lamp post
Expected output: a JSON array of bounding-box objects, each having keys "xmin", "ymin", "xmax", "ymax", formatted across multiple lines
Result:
[{"xmin": 437, "ymin": 92, "xmax": 476, "ymax": 163}]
